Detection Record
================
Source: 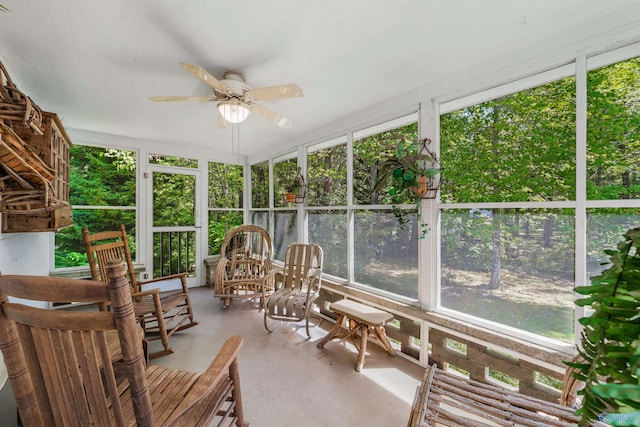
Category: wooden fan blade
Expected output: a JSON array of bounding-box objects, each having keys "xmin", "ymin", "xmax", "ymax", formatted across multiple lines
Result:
[
  {"xmin": 149, "ymin": 96, "xmax": 218, "ymax": 102},
  {"xmin": 180, "ymin": 63, "xmax": 230, "ymax": 95},
  {"xmin": 249, "ymin": 103, "xmax": 292, "ymax": 129},
  {"xmin": 247, "ymin": 84, "xmax": 303, "ymax": 101}
]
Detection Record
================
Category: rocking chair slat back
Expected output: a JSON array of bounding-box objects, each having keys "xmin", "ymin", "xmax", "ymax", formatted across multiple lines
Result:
[
  {"xmin": 83, "ymin": 225, "xmax": 138, "ymax": 292},
  {"xmin": 83, "ymin": 224, "xmax": 198, "ymax": 359},
  {"xmin": 215, "ymin": 225, "xmax": 274, "ymax": 309},
  {"xmin": 264, "ymin": 243, "xmax": 323, "ymax": 337},
  {"xmin": 0, "ymin": 262, "xmax": 248, "ymax": 427}
]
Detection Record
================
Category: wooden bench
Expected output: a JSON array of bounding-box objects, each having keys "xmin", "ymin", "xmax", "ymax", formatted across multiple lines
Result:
[
  {"xmin": 316, "ymin": 299, "xmax": 395, "ymax": 371},
  {"xmin": 407, "ymin": 364, "xmax": 608, "ymax": 427}
]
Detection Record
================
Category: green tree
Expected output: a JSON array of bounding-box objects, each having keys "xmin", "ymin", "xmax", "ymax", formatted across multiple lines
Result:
[
  {"xmin": 55, "ymin": 146, "xmax": 136, "ymax": 268},
  {"xmin": 441, "ymin": 77, "xmax": 576, "ymax": 289},
  {"xmin": 208, "ymin": 162, "xmax": 243, "ymax": 255},
  {"xmin": 587, "ymin": 57, "xmax": 640, "ymax": 200}
]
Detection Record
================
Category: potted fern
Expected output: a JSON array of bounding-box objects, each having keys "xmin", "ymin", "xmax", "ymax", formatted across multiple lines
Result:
[
  {"xmin": 566, "ymin": 226, "xmax": 640, "ymax": 426},
  {"xmin": 373, "ymin": 137, "xmax": 440, "ymax": 238}
]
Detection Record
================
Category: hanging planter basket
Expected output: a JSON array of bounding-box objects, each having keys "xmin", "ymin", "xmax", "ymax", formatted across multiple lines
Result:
[
  {"xmin": 373, "ymin": 138, "xmax": 441, "ymax": 237},
  {"xmin": 283, "ymin": 167, "xmax": 306, "ymax": 205},
  {"xmin": 284, "ymin": 192, "xmax": 297, "ymax": 204}
]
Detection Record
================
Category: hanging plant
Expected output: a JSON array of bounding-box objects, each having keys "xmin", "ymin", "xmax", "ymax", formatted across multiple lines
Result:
[
  {"xmin": 565, "ymin": 226, "xmax": 640, "ymax": 426},
  {"xmin": 283, "ymin": 166, "xmax": 306, "ymax": 205},
  {"xmin": 373, "ymin": 138, "xmax": 440, "ymax": 238}
]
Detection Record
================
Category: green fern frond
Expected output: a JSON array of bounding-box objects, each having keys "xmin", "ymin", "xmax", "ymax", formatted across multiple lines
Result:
[{"xmin": 566, "ymin": 227, "xmax": 640, "ymax": 426}]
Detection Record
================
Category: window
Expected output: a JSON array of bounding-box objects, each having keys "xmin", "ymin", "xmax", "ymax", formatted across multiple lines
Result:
[
  {"xmin": 55, "ymin": 145, "xmax": 136, "ymax": 268},
  {"xmin": 587, "ymin": 208, "xmax": 640, "ymax": 277},
  {"xmin": 208, "ymin": 162, "xmax": 243, "ymax": 255},
  {"xmin": 308, "ymin": 140, "xmax": 347, "ymax": 206},
  {"xmin": 307, "ymin": 138, "xmax": 348, "ymax": 277},
  {"xmin": 308, "ymin": 209, "xmax": 347, "ymax": 277},
  {"xmin": 273, "ymin": 157, "xmax": 297, "ymax": 208},
  {"xmin": 354, "ymin": 209, "xmax": 418, "ymax": 299},
  {"xmin": 251, "ymin": 161, "xmax": 269, "ymax": 209},
  {"xmin": 353, "ymin": 120, "xmax": 418, "ymax": 205},
  {"xmin": 440, "ymin": 75, "xmax": 577, "ymax": 343},
  {"xmin": 440, "ymin": 77, "xmax": 576, "ymax": 203},
  {"xmin": 586, "ymin": 55, "xmax": 640, "ymax": 285},
  {"xmin": 149, "ymin": 154, "xmax": 198, "ymax": 168},
  {"xmin": 587, "ymin": 56, "xmax": 640, "ymax": 200},
  {"xmin": 352, "ymin": 117, "xmax": 420, "ymax": 299},
  {"xmin": 272, "ymin": 156, "xmax": 297, "ymax": 259},
  {"xmin": 274, "ymin": 211, "xmax": 297, "ymax": 260},
  {"xmin": 440, "ymin": 208, "xmax": 575, "ymax": 342}
]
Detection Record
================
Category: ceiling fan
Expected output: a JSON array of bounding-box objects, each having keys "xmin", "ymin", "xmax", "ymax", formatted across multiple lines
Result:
[{"xmin": 149, "ymin": 63, "xmax": 303, "ymax": 129}]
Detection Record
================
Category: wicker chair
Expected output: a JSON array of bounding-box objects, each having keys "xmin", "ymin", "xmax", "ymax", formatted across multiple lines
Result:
[
  {"xmin": 264, "ymin": 243, "xmax": 323, "ymax": 337},
  {"xmin": 215, "ymin": 225, "xmax": 275, "ymax": 309},
  {"xmin": 83, "ymin": 224, "xmax": 198, "ymax": 359},
  {"xmin": 0, "ymin": 260, "xmax": 248, "ymax": 427},
  {"xmin": 407, "ymin": 363, "xmax": 607, "ymax": 427}
]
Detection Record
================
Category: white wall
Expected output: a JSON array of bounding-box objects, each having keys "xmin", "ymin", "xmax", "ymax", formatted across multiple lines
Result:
[
  {"xmin": 0, "ymin": 232, "xmax": 51, "ymax": 275},
  {"xmin": 0, "ymin": 230, "xmax": 53, "ymax": 389}
]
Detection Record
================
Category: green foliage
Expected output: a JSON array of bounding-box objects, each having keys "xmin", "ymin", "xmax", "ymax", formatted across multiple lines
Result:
[
  {"xmin": 441, "ymin": 76, "xmax": 576, "ymax": 204},
  {"xmin": 69, "ymin": 146, "xmax": 136, "ymax": 206},
  {"xmin": 149, "ymin": 154, "xmax": 198, "ymax": 168},
  {"xmin": 373, "ymin": 138, "xmax": 439, "ymax": 238},
  {"xmin": 208, "ymin": 162, "xmax": 243, "ymax": 209},
  {"xmin": 251, "ymin": 161, "xmax": 269, "ymax": 208},
  {"xmin": 273, "ymin": 158, "xmax": 298, "ymax": 208},
  {"xmin": 587, "ymin": 58, "xmax": 640, "ymax": 200},
  {"xmin": 308, "ymin": 144, "xmax": 347, "ymax": 206},
  {"xmin": 152, "ymin": 172, "xmax": 195, "ymax": 227},
  {"xmin": 207, "ymin": 162, "xmax": 244, "ymax": 256},
  {"xmin": 566, "ymin": 227, "xmax": 640, "ymax": 426},
  {"xmin": 535, "ymin": 372, "xmax": 564, "ymax": 391},
  {"xmin": 208, "ymin": 211, "xmax": 243, "ymax": 255},
  {"xmin": 56, "ymin": 146, "xmax": 137, "ymax": 268},
  {"xmin": 286, "ymin": 171, "xmax": 302, "ymax": 193},
  {"xmin": 353, "ymin": 122, "xmax": 418, "ymax": 205}
]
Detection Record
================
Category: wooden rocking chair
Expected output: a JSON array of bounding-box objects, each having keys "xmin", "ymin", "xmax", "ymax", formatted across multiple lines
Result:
[
  {"xmin": 0, "ymin": 260, "xmax": 248, "ymax": 427},
  {"xmin": 215, "ymin": 225, "xmax": 275, "ymax": 309},
  {"xmin": 263, "ymin": 243, "xmax": 323, "ymax": 337},
  {"xmin": 83, "ymin": 224, "xmax": 198, "ymax": 359}
]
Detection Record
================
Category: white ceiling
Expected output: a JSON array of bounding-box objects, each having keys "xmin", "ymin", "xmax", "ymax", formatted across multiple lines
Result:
[{"xmin": 1, "ymin": 1, "xmax": 639, "ymax": 161}]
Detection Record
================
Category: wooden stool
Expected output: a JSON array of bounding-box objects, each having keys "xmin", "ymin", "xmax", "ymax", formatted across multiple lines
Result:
[{"xmin": 317, "ymin": 299, "xmax": 395, "ymax": 371}]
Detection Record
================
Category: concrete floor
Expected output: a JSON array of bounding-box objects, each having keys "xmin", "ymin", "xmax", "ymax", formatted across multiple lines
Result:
[{"xmin": 0, "ymin": 286, "xmax": 423, "ymax": 426}]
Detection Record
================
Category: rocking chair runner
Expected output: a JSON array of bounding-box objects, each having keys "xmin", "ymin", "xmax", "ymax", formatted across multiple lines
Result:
[
  {"xmin": 83, "ymin": 224, "xmax": 198, "ymax": 359},
  {"xmin": 215, "ymin": 225, "xmax": 275, "ymax": 309},
  {"xmin": 263, "ymin": 243, "xmax": 323, "ymax": 337},
  {"xmin": 0, "ymin": 260, "xmax": 248, "ymax": 427}
]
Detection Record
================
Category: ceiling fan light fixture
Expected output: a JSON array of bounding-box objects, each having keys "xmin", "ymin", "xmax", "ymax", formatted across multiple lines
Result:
[{"xmin": 217, "ymin": 100, "xmax": 250, "ymax": 124}]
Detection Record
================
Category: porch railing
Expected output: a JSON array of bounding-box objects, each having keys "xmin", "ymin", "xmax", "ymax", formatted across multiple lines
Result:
[{"xmin": 153, "ymin": 230, "xmax": 196, "ymax": 277}]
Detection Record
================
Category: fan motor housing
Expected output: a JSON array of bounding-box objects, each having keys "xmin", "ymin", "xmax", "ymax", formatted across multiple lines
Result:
[{"xmin": 219, "ymin": 71, "xmax": 250, "ymax": 97}]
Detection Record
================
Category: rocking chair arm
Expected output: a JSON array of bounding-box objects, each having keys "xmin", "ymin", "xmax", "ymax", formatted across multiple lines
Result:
[
  {"xmin": 130, "ymin": 288, "xmax": 161, "ymax": 299},
  {"xmin": 166, "ymin": 336, "xmax": 244, "ymax": 426},
  {"xmin": 214, "ymin": 257, "xmax": 232, "ymax": 295},
  {"xmin": 139, "ymin": 272, "xmax": 188, "ymax": 286},
  {"xmin": 309, "ymin": 270, "xmax": 322, "ymax": 290},
  {"xmin": 139, "ymin": 273, "xmax": 189, "ymax": 295},
  {"xmin": 214, "ymin": 257, "xmax": 231, "ymax": 279},
  {"xmin": 263, "ymin": 267, "xmax": 284, "ymax": 293}
]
